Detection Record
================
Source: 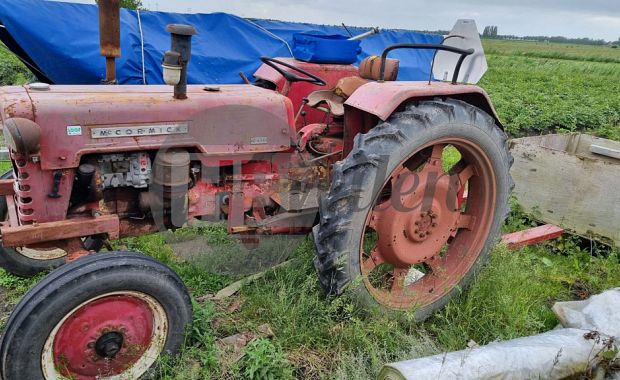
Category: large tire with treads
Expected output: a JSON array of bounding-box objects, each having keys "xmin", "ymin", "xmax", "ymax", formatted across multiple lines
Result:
[{"xmin": 313, "ymin": 98, "xmax": 514, "ymax": 321}]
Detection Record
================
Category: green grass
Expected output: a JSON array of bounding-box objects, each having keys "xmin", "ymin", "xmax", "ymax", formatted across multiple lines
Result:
[{"xmin": 0, "ymin": 220, "xmax": 618, "ymax": 379}]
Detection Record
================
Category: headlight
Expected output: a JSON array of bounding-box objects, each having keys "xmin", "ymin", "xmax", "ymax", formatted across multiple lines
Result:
[{"xmin": 2, "ymin": 118, "xmax": 41, "ymax": 155}]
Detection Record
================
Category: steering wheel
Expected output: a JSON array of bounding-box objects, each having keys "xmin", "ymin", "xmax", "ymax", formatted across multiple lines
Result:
[{"xmin": 260, "ymin": 57, "xmax": 327, "ymax": 87}]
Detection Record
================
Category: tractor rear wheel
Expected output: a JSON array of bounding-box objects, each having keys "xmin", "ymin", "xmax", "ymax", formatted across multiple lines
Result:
[
  {"xmin": 0, "ymin": 170, "xmax": 104, "ymax": 277},
  {"xmin": 0, "ymin": 251, "xmax": 193, "ymax": 380},
  {"xmin": 313, "ymin": 99, "xmax": 513, "ymax": 321}
]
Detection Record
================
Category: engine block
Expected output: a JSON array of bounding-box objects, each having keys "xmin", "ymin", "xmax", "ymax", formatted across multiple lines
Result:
[{"xmin": 98, "ymin": 152, "xmax": 152, "ymax": 189}]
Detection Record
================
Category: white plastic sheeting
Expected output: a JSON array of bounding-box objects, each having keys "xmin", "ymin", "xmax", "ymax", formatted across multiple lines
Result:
[
  {"xmin": 553, "ymin": 289, "xmax": 620, "ymax": 339},
  {"xmin": 379, "ymin": 289, "xmax": 620, "ymax": 380}
]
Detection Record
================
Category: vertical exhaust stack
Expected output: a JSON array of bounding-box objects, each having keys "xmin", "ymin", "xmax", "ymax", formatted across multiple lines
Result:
[
  {"xmin": 98, "ymin": 0, "xmax": 121, "ymax": 84},
  {"xmin": 162, "ymin": 24, "xmax": 197, "ymax": 100}
]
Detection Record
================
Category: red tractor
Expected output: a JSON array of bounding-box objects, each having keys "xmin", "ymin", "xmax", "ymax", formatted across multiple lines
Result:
[{"xmin": 0, "ymin": 10, "xmax": 512, "ymax": 380}]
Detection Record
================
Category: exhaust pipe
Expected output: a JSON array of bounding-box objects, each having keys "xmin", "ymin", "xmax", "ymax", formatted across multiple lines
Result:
[
  {"xmin": 98, "ymin": 0, "xmax": 121, "ymax": 84},
  {"xmin": 163, "ymin": 24, "xmax": 197, "ymax": 100}
]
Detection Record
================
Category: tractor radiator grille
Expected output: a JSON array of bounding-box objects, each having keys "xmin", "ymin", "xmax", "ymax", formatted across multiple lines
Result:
[{"xmin": 11, "ymin": 153, "xmax": 36, "ymax": 224}]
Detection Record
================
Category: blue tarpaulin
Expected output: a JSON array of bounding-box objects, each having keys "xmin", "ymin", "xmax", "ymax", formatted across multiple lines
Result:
[{"xmin": 0, "ymin": 0, "xmax": 442, "ymax": 85}]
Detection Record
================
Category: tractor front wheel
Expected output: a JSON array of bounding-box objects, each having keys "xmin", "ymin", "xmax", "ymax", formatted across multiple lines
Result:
[
  {"xmin": 0, "ymin": 251, "xmax": 193, "ymax": 380},
  {"xmin": 313, "ymin": 99, "xmax": 513, "ymax": 320}
]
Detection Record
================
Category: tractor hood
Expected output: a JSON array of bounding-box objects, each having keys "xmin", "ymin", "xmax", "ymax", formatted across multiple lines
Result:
[{"xmin": 0, "ymin": 84, "xmax": 295, "ymax": 170}]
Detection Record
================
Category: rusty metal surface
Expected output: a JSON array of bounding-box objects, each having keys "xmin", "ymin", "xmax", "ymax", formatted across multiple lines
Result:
[
  {"xmin": 0, "ymin": 87, "xmax": 34, "ymax": 123},
  {"xmin": 0, "ymin": 180, "xmax": 14, "ymax": 196},
  {"xmin": 98, "ymin": 0, "xmax": 121, "ymax": 58},
  {"xmin": 1, "ymin": 214, "xmax": 119, "ymax": 247},
  {"xmin": 4, "ymin": 194, "xmax": 18, "ymax": 228},
  {"xmin": 11, "ymin": 151, "xmax": 75, "ymax": 224},
  {"xmin": 104, "ymin": 57, "xmax": 117, "ymax": 84},
  {"xmin": 345, "ymin": 81, "xmax": 501, "ymax": 124},
  {"xmin": 13, "ymin": 84, "xmax": 295, "ymax": 170}
]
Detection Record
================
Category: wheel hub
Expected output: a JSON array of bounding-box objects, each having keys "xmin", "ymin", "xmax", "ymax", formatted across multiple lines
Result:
[
  {"xmin": 408, "ymin": 210, "xmax": 439, "ymax": 242},
  {"xmin": 51, "ymin": 295, "xmax": 155, "ymax": 378},
  {"xmin": 94, "ymin": 331, "xmax": 124, "ymax": 359},
  {"xmin": 373, "ymin": 162, "xmax": 461, "ymax": 267}
]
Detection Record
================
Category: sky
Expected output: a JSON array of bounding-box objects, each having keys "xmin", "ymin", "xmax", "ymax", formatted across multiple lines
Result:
[{"xmin": 59, "ymin": 0, "xmax": 620, "ymax": 41}]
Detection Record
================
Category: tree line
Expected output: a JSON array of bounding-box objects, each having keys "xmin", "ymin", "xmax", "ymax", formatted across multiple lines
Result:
[{"xmin": 482, "ymin": 25, "xmax": 616, "ymax": 46}]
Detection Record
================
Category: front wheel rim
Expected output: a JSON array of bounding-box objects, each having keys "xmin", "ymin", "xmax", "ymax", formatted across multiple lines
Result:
[
  {"xmin": 41, "ymin": 291, "xmax": 168, "ymax": 380},
  {"xmin": 360, "ymin": 138, "xmax": 497, "ymax": 310},
  {"xmin": 17, "ymin": 247, "xmax": 66, "ymax": 260}
]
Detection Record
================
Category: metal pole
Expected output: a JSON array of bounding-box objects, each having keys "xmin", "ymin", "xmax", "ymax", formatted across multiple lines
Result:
[{"xmin": 348, "ymin": 27, "xmax": 380, "ymax": 41}]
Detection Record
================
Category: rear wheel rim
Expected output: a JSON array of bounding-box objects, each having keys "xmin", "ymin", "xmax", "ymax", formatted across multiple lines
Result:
[
  {"xmin": 41, "ymin": 291, "xmax": 168, "ymax": 380},
  {"xmin": 360, "ymin": 138, "xmax": 497, "ymax": 310}
]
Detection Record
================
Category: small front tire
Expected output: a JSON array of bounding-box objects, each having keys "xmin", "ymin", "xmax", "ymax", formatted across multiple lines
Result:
[{"xmin": 0, "ymin": 251, "xmax": 193, "ymax": 380}]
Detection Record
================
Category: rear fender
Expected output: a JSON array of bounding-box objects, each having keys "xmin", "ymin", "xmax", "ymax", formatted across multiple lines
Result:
[{"xmin": 344, "ymin": 81, "xmax": 503, "ymax": 128}]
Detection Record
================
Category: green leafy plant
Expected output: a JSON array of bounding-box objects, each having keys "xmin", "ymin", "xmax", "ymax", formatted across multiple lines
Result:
[
  {"xmin": 95, "ymin": 0, "xmax": 145, "ymax": 10},
  {"xmin": 0, "ymin": 45, "xmax": 30, "ymax": 86},
  {"xmin": 240, "ymin": 339, "xmax": 294, "ymax": 380}
]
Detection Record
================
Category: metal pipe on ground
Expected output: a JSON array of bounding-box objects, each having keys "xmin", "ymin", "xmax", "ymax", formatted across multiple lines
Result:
[{"xmin": 378, "ymin": 289, "xmax": 620, "ymax": 380}]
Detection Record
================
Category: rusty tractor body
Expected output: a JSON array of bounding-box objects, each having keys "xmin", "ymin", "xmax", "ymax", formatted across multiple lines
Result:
[
  {"xmin": 0, "ymin": 10, "xmax": 513, "ymax": 380},
  {"xmin": 0, "ymin": 74, "xmax": 499, "ymax": 250},
  {"xmin": 0, "ymin": 84, "xmax": 297, "ymax": 234}
]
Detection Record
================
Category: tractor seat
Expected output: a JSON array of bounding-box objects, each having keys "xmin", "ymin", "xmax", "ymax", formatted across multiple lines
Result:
[{"xmin": 306, "ymin": 56, "xmax": 400, "ymax": 116}]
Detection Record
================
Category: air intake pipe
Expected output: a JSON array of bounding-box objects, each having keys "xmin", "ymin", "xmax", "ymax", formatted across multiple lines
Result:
[{"xmin": 162, "ymin": 24, "xmax": 197, "ymax": 100}]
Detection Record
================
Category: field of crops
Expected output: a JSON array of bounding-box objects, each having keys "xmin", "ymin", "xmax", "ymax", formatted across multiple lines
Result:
[
  {"xmin": 0, "ymin": 39, "xmax": 618, "ymax": 379},
  {"xmin": 481, "ymin": 40, "xmax": 620, "ymax": 140}
]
